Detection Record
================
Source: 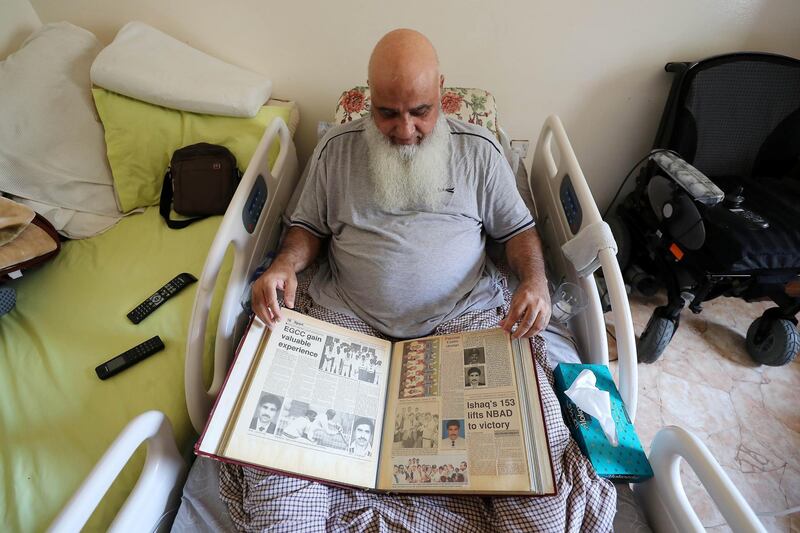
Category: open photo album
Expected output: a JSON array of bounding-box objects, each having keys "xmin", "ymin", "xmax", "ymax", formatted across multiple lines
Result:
[{"xmin": 196, "ymin": 308, "xmax": 556, "ymax": 495}]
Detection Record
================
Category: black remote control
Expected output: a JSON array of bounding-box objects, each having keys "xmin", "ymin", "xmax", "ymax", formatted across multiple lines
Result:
[
  {"xmin": 127, "ymin": 273, "xmax": 197, "ymax": 324},
  {"xmin": 95, "ymin": 336, "xmax": 165, "ymax": 380}
]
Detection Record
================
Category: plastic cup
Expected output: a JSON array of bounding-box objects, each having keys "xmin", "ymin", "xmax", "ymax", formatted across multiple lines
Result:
[{"xmin": 551, "ymin": 282, "xmax": 587, "ymax": 323}]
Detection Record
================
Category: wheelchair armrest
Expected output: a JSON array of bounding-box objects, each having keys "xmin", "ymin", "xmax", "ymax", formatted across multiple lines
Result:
[{"xmin": 651, "ymin": 151, "xmax": 725, "ymax": 206}]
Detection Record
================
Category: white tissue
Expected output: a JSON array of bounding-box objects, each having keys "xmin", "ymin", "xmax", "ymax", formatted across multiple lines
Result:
[{"xmin": 565, "ymin": 369, "xmax": 619, "ymax": 446}]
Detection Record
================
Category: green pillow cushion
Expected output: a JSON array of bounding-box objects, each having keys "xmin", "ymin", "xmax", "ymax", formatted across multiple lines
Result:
[{"xmin": 92, "ymin": 87, "xmax": 293, "ymax": 212}]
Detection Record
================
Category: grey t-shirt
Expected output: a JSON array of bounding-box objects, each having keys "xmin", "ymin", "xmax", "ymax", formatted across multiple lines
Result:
[{"xmin": 290, "ymin": 117, "xmax": 534, "ymax": 338}]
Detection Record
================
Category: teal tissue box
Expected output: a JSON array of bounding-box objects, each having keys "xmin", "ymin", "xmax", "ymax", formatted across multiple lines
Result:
[{"xmin": 553, "ymin": 363, "xmax": 653, "ymax": 483}]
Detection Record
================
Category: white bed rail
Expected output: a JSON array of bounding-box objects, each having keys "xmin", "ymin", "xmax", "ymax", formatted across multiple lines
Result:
[
  {"xmin": 185, "ymin": 117, "xmax": 299, "ymax": 433},
  {"xmin": 529, "ymin": 115, "xmax": 638, "ymax": 420},
  {"xmin": 49, "ymin": 411, "xmax": 185, "ymax": 533},
  {"xmin": 635, "ymin": 425, "xmax": 766, "ymax": 533}
]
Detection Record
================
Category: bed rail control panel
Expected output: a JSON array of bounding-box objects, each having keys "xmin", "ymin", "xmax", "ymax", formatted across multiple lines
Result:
[
  {"xmin": 127, "ymin": 273, "xmax": 198, "ymax": 324},
  {"xmin": 95, "ymin": 336, "xmax": 165, "ymax": 380},
  {"xmin": 560, "ymin": 174, "xmax": 583, "ymax": 235},
  {"xmin": 242, "ymin": 174, "xmax": 268, "ymax": 234}
]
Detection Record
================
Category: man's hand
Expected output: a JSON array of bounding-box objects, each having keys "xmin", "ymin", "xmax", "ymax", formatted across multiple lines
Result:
[
  {"xmin": 251, "ymin": 226, "xmax": 323, "ymax": 329},
  {"xmin": 500, "ymin": 278, "xmax": 551, "ymax": 338},
  {"xmin": 502, "ymin": 228, "xmax": 550, "ymax": 338},
  {"xmin": 251, "ymin": 257, "xmax": 298, "ymax": 329}
]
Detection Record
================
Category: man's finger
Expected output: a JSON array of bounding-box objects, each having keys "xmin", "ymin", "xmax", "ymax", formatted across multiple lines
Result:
[
  {"xmin": 258, "ymin": 284, "xmax": 278, "ymax": 329},
  {"xmin": 252, "ymin": 281, "xmax": 270, "ymax": 324},
  {"xmin": 256, "ymin": 302, "xmax": 272, "ymax": 328},
  {"xmin": 531, "ymin": 304, "xmax": 550, "ymax": 335},
  {"xmin": 501, "ymin": 303, "xmax": 522, "ymax": 333},
  {"xmin": 253, "ymin": 286, "xmax": 272, "ymax": 327},
  {"xmin": 512, "ymin": 306, "xmax": 535, "ymax": 339},
  {"xmin": 523, "ymin": 310, "xmax": 541, "ymax": 338},
  {"xmin": 257, "ymin": 280, "xmax": 279, "ymax": 329},
  {"xmin": 266, "ymin": 281, "xmax": 283, "ymax": 324}
]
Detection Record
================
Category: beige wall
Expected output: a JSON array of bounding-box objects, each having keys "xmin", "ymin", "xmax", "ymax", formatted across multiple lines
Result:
[{"xmin": 30, "ymin": 0, "xmax": 800, "ymax": 210}]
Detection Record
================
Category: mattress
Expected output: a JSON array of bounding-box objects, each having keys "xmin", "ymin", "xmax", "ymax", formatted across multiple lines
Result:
[
  {"xmin": 0, "ymin": 100, "xmax": 298, "ymax": 532},
  {"xmin": 0, "ymin": 207, "xmax": 231, "ymax": 532}
]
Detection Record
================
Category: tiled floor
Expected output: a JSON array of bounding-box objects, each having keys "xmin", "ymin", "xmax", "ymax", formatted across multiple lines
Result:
[{"xmin": 609, "ymin": 293, "xmax": 800, "ymax": 532}]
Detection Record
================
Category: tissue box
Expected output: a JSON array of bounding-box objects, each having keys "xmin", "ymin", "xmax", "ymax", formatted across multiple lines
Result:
[{"xmin": 553, "ymin": 363, "xmax": 653, "ymax": 483}]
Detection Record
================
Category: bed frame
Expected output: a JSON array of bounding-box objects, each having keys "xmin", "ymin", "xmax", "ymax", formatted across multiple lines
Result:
[{"xmin": 48, "ymin": 114, "xmax": 767, "ymax": 533}]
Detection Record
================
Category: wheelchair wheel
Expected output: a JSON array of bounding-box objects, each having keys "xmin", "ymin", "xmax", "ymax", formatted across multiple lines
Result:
[
  {"xmin": 637, "ymin": 313, "xmax": 675, "ymax": 364},
  {"xmin": 745, "ymin": 317, "xmax": 800, "ymax": 366}
]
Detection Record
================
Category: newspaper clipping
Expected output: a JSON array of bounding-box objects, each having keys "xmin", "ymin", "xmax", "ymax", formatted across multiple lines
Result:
[
  {"xmin": 245, "ymin": 313, "xmax": 386, "ymax": 458},
  {"xmin": 385, "ymin": 330, "xmax": 530, "ymax": 491},
  {"xmin": 223, "ymin": 312, "xmax": 391, "ymax": 488}
]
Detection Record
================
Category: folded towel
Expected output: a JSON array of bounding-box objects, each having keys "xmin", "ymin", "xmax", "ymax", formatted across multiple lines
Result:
[
  {"xmin": 0, "ymin": 197, "xmax": 35, "ymax": 246},
  {"xmin": 91, "ymin": 21, "xmax": 272, "ymax": 118},
  {"xmin": 561, "ymin": 221, "xmax": 618, "ymax": 278}
]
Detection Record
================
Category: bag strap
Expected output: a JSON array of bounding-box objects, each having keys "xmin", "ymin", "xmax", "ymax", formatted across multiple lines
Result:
[{"xmin": 159, "ymin": 169, "xmax": 207, "ymax": 229}]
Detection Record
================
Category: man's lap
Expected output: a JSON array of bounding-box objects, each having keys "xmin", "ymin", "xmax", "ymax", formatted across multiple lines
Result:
[{"xmin": 220, "ymin": 264, "xmax": 616, "ymax": 532}]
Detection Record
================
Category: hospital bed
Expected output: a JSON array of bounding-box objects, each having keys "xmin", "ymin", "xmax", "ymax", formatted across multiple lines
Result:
[
  {"xmin": 0, "ymin": 3, "xmax": 301, "ymax": 532},
  {"xmin": 51, "ymin": 82, "xmax": 766, "ymax": 530}
]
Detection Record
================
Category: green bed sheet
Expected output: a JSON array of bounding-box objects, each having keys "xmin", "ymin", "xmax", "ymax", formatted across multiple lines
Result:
[{"xmin": 0, "ymin": 207, "xmax": 232, "ymax": 532}]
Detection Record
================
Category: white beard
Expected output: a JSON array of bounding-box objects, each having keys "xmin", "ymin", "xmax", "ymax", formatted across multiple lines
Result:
[{"xmin": 364, "ymin": 113, "xmax": 451, "ymax": 211}]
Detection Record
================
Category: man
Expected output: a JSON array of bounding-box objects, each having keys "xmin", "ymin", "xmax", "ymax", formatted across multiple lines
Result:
[
  {"xmin": 341, "ymin": 346, "xmax": 354, "ymax": 378},
  {"xmin": 320, "ymin": 339, "xmax": 337, "ymax": 372},
  {"xmin": 365, "ymin": 354, "xmax": 377, "ymax": 383},
  {"xmin": 251, "ymin": 28, "xmax": 550, "ymax": 342},
  {"xmin": 440, "ymin": 419, "xmax": 466, "ymax": 449},
  {"xmin": 249, "ymin": 393, "xmax": 282, "ymax": 434},
  {"xmin": 281, "ymin": 409, "xmax": 316, "ymax": 442},
  {"xmin": 413, "ymin": 410, "xmax": 424, "ymax": 448},
  {"xmin": 464, "ymin": 347, "xmax": 483, "ymax": 365},
  {"xmin": 459, "ymin": 460, "xmax": 469, "ymax": 483},
  {"xmin": 396, "ymin": 406, "xmax": 411, "ymax": 442},
  {"xmin": 348, "ymin": 417, "xmax": 374, "ymax": 457},
  {"xmin": 465, "ymin": 366, "xmax": 484, "ymax": 388},
  {"xmin": 308, "ymin": 408, "xmax": 344, "ymax": 446},
  {"xmin": 394, "ymin": 411, "xmax": 405, "ymax": 443},
  {"xmin": 358, "ymin": 349, "xmax": 370, "ymax": 380},
  {"xmin": 421, "ymin": 412, "xmax": 437, "ymax": 448},
  {"xmin": 227, "ymin": 29, "xmax": 615, "ymax": 533}
]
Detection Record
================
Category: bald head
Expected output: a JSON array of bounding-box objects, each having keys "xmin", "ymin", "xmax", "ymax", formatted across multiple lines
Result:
[
  {"xmin": 368, "ymin": 29, "xmax": 440, "ymax": 90},
  {"xmin": 368, "ymin": 29, "xmax": 444, "ymax": 145}
]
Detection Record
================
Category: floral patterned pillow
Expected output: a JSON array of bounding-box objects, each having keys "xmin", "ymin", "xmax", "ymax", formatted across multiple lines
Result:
[{"xmin": 335, "ymin": 86, "xmax": 499, "ymax": 139}]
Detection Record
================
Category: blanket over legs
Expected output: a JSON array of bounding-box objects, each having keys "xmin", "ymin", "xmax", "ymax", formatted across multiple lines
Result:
[{"xmin": 219, "ymin": 265, "xmax": 616, "ymax": 532}]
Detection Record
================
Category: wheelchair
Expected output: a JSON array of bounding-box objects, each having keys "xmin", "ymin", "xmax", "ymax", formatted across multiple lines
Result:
[{"xmin": 612, "ymin": 52, "xmax": 800, "ymax": 365}]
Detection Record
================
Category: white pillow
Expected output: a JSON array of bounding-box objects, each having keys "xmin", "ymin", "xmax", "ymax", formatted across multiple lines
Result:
[
  {"xmin": 0, "ymin": 0, "xmax": 41, "ymax": 60},
  {"xmin": 0, "ymin": 22, "xmax": 122, "ymax": 238},
  {"xmin": 91, "ymin": 21, "xmax": 272, "ymax": 118}
]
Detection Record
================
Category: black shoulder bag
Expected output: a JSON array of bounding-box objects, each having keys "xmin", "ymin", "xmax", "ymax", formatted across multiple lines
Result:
[{"xmin": 160, "ymin": 143, "xmax": 242, "ymax": 229}]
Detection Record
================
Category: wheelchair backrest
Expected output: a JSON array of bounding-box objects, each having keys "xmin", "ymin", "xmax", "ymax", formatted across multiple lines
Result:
[{"xmin": 657, "ymin": 52, "xmax": 800, "ymax": 180}]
